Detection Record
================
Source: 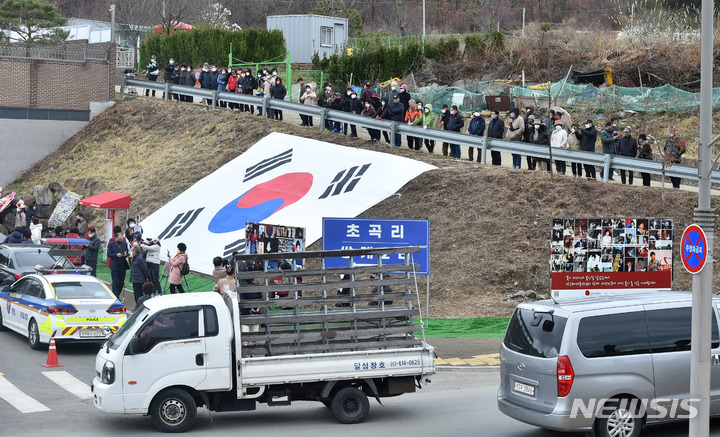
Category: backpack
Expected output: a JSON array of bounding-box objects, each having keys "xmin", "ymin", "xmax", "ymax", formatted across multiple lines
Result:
[{"xmin": 180, "ymin": 259, "xmax": 190, "ymax": 276}]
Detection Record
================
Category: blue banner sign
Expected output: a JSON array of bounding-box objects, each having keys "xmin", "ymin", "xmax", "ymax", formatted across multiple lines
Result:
[{"xmin": 322, "ymin": 218, "xmax": 429, "ymax": 275}]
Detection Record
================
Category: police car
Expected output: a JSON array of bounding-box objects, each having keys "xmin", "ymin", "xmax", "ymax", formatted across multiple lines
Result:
[{"xmin": 0, "ymin": 274, "xmax": 126, "ymax": 349}]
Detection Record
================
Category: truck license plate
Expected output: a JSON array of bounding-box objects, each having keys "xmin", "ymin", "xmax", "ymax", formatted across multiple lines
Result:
[
  {"xmin": 79, "ymin": 329, "xmax": 104, "ymax": 338},
  {"xmin": 514, "ymin": 381, "xmax": 535, "ymax": 396}
]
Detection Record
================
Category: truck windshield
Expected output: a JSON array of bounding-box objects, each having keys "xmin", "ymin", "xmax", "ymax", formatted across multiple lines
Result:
[{"xmin": 107, "ymin": 307, "xmax": 148, "ymax": 350}]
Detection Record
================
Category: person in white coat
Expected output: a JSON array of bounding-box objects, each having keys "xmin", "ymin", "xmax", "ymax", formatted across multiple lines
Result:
[
  {"xmin": 550, "ymin": 120, "xmax": 569, "ymax": 175},
  {"xmin": 29, "ymin": 217, "xmax": 43, "ymax": 244},
  {"xmin": 140, "ymin": 238, "xmax": 162, "ymax": 294}
]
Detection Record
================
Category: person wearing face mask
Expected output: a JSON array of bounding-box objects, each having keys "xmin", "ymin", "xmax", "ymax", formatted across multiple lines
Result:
[
  {"xmin": 216, "ymin": 67, "xmax": 228, "ymax": 108},
  {"xmin": 360, "ymin": 81, "xmax": 374, "ymax": 103},
  {"xmin": 170, "ymin": 63, "xmax": 181, "ymax": 101},
  {"xmin": 446, "ymin": 105, "xmax": 465, "ymax": 159},
  {"xmin": 178, "ymin": 64, "xmax": 189, "ymax": 102},
  {"xmin": 399, "ymin": 84, "xmax": 411, "ymax": 120},
  {"xmin": 467, "ymin": 108, "xmax": 486, "ymax": 162},
  {"xmin": 340, "ymin": 87, "xmax": 354, "ymax": 135},
  {"xmin": 362, "ymin": 99, "xmax": 379, "ymax": 141},
  {"xmin": 487, "ymin": 109, "xmax": 504, "ymax": 165},
  {"xmin": 163, "ymin": 57, "xmax": 175, "ymax": 99},
  {"xmin": 617, "ymin": 126, "xmax": 637, "ymax": 185},
  {"xmin": 348, "ymin": 90, "xmax": 363, "ymax": 137},
  {"xmin": 85, "ymin": 226, "xmax": 102, "ymax": 277},
  {"xmin": 405, "ymin": 99, "xmax": 422, "ymax": 150},
  {"xmin": 262, "ymin": 75, "xmax": 272, "ymax": 116},
  {"xmin": 300, "ymin": 84, "xmax": 316, "ymax": 127},
  {"xmin": 318, "ymin": 82, "xmax": 333, "ymax": 129},
  {"xmin": 439, "ymin": 104, "xmax": 451, "ymax": 156},
  {"xmin": 184, "ymin": 65, "xmax": 195, "ymax": 103},
  {"xmin": 125, "ymin": 218, "xmax": 138, "ymax": 242},
  {"xmin": 523, "ymin": 115, "xmax": 537, "ymax": 170},
  {"xmin": 227, "ymin": 69, "xmax": 239, "ymax": 110},
  {"xmin": 505, "ymin": 107, "xmax": 525, "ymax": 169},
  {"xmin": 241, "ymin": 69, "xmax": 257, "ymax": 113},
  {"xmin": 575, "ymin": 119, "xmax": 597, "ymax": 180},
  {"xmin": 637, "ymin": 134, "xmax": 653, "ymax": 186},
  {"xmin": 529, "ymin": 118, "xmax": 550, "ymax": 171},
  {"xmin": 270, "ymin": 77, "xmax": 287, "ymax": 120},
  {"xmin": 599, "ymin": 121, "xmax": 618, "ymax": 181},
  {"xmin": 387, "ymin": 82, "xmax": 400, "ymax": 101},
  {"xmin": 413, "ymin": 103, "xmax": 436, "ymax": 152},
  {"xmin": 550, "ymin": 120, "xmax": 569, "ymax": 175}
]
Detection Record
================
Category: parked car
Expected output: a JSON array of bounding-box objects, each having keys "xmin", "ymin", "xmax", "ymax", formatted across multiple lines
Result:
[
  {"xmin": 0, "ymin": 274, "xmax": 126, "ymax": 349},
  {"xmin": 498, "ymin": 291, "xmax": 720, "ymax": 437},
  {"xmin": 0, "ymin": 243, "xmax": 90, "ymax": 281}
]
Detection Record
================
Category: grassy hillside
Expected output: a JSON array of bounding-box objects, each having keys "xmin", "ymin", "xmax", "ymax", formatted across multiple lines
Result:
[{"xmin": 7, "ymin": 98, "xmax": 718, "ymax": 317}]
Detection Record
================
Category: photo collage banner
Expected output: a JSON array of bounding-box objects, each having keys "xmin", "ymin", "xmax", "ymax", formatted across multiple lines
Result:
[
  {"xmin": 550, "ymin": 217, "xmax": 673, "ymax": 297},
  {"xmin": 245, "ymin": 221, "xmax": 306, "ymax": 270}
]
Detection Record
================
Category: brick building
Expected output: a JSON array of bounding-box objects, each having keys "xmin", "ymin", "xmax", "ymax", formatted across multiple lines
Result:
[{"xmin": 0, "ymin": 40, "xmax": 115, "ymax": 187}]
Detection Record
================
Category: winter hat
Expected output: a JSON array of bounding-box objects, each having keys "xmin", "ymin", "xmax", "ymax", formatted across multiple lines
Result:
[
  {"xmin": 623, "ymin": 126, "xmax": 632, "ymax": 132},
  {"xmin": 9, "ymin": 231, "xmax": 22, "ymax": 243},
  {"xmin": 400, "ymin": 84, "xmax": 408, "ymax": 90},
  {"xmin": 554, "ymin": 120, "xmax": 563, "ymax": 126}
]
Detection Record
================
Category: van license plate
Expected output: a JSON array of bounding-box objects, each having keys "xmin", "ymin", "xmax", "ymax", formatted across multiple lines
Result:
[{"xmin": 514, "ymin": 381, "xmax": 535, "ymax": 396}]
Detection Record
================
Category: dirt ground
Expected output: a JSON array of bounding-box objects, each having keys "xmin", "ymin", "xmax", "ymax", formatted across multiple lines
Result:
[{"xmin": 7, "ymin": 98, "xmax": 719, "ymax": 318}]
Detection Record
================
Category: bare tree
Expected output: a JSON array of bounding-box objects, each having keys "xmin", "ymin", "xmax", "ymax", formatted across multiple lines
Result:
[{"xmin": 114, "ymin": 0, "xmax": 155, "ymax": 68}]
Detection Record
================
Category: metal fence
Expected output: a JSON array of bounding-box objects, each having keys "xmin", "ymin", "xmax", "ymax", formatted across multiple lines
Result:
[
  {"xmin": 123, "ymin": 78, "xmax": 720, "ymax": 185},
  {"xmin": 0, "ymin": 45, "xmax": 108, "ymax": 62}
]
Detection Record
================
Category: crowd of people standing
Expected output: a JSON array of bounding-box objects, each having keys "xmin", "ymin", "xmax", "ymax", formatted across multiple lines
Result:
[{"xmin": 143, "ymin": 57, "xmax": 687, "ymax": 188}]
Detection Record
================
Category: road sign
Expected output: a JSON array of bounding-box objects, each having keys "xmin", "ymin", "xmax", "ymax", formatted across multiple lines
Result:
[
  {"xmin": 681, "ymin": 224, "xmax": 708, "ymax": 274},
  {"xmin": 322, "ymin": 218, "xmax": 429, "ymax": 275}
]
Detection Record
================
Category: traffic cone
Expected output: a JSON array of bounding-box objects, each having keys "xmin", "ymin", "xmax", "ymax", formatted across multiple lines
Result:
[{"xmin": 42, "ymin": 331, "xmax": 63, "ymax": 368}]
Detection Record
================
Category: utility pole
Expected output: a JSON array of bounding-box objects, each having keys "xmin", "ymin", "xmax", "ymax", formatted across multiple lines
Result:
[
  {"xmin": 689, "ymin": 0, "xmax": 714, "ymax": 435},
  {"xmin": 422, "ymin": 0, "xmax": 426, "ymax": 38},
  {"xmin": 109, "ymin": 4, "xmax": 115, "ymax": 43},
  {"xmin": 522, "ymin": 8, "xmax": 525, "ymax": 38}
]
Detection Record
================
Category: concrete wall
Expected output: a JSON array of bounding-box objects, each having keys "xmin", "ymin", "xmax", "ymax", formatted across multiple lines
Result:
[{"xmin": 0, "ymin": 111, "xmax": 89, "ymax": 187}]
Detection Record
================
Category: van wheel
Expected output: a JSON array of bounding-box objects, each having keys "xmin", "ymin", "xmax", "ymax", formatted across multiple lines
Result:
[
  {"xmin": 28, "ymin": 319, "xmax": 42, "ymax": 350},
  {"xmin": 331, "ymin": 387, "xmax": 369, "ymax": 424},
  {"xmin": 150, "ymin": 388, "xmax": 197, "ymax": 433},
  {"xmin": 594, "ymin": 398, "xmax": 643, "ymax": 437}
]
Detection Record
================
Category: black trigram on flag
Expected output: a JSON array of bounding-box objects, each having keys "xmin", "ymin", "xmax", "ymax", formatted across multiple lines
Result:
[
  {"xmin": 222, "ymin": 238, "xmax": 246, "ymax": 263},
  {"xmin": 244, "ymin": 148, "xmax": 293, "ymax": 182},
  {"xmin": 318, "ymin": 163, "xmax": 371, "ymax": 199},
  {"xmin": 157, "ymin": 208, "xmax": 205, "ymax": 240}
]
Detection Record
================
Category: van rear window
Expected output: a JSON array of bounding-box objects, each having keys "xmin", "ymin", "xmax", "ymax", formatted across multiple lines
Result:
[{"xmin": 503, "ymin": 308, "xmax": 567, "ymax": 358}]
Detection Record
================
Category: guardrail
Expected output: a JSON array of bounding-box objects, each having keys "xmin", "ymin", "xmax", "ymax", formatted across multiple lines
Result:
[{"xmin": 123, "ymin": 78, "xmax": 720, "ymax": 185}]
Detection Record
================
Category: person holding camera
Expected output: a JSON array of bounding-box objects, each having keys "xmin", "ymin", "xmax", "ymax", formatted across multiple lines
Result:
[
  {"xmin": 140, "ymin": 238, "xmax": 162, "ymax": 294},
  {"xmin": 167, "ymin": 243, "xmax": 188, "ymax": 294}
]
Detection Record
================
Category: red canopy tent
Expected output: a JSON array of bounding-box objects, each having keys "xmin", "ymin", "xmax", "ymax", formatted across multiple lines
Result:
[{"xmin": 79, "ymin": 192, "xmax": 131, "ymax": 264}]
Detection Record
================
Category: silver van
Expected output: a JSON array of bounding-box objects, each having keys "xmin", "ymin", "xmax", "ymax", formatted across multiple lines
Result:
[{"xmin": 497, "ymin": 292, "xmax": 720, "ymax": 437}]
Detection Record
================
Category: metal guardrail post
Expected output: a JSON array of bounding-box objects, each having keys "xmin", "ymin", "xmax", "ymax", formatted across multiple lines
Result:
[
  {"xmin": 121, "ymin": 77, "xmax": 126, "ymax": 96},
  {"xmin": 212, "ymin": 92, "xmax": 217, "ymax": 110},
  {"xmin": 480, "ymin": 137, "xmax": 487, "ymax": 165},
  {"xmin": 390, "ymin": 122, "xmax": 397, "ymax": 146},
  {"xmin": 164, "ymin": 83, "xmax": 170, "ymax": 101},
  {"xmin": 602, "ymin": 154, "xmax": 611, "ymax": 183},
  {"xmin": 262, "ymin": 97, "xmax": 268, "ymax": 118},
  {"xmin": 320, "ymin": 108, "xmax": 327, "ymax": 132}
]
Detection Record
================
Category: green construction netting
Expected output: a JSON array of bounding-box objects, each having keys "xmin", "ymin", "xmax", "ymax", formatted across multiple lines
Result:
[{"xmin": 512, "ymin": 82, "xmax": 719, "ymax": 112}]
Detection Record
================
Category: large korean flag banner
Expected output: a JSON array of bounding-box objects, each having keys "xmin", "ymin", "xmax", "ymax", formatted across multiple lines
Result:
[{"xmin": 141, "ymin": 132, "xmax": 436, "ymax": 275}]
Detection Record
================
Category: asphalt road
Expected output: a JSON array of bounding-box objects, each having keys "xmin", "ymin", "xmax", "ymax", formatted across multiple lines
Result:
[{"xmin": 2, "ymin": 327, "xmax": 720, "ymax": 437}]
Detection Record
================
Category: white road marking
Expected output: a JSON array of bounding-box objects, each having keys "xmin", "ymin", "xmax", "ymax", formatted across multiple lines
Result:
[
  {"xmin": 0, "ymin": 375, "xmax": 50, "ymax": 413},
  {"xmin": 42, "ymin": 371, "xmax": 92, "ymax": 399}
]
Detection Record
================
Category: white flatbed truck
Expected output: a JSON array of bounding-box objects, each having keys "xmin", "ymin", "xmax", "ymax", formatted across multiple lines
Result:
[{"xmin": 91, "ymin": 246, "xmax": 435, "ymax": 432}]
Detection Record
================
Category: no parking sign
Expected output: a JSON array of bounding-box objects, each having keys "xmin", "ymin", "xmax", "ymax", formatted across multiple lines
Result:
[{"xmin": 681, "ymin": 224, "xmax": 708, "ymax": 274}]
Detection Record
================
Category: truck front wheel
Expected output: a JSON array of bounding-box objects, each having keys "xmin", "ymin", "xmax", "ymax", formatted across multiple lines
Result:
[
  {"xmin": 150, "ymin": 388, "xmax": 197, "ymax": 433},
  {"xmin": 331, "ymin": 387, "xmax": 369, "ymax": 424}
]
